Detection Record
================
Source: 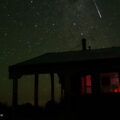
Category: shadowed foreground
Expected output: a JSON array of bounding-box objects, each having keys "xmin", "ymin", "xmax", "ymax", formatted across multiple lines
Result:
[{"xmin": 0, "ymin": 94, "xmax": 120, "ymax": 120}]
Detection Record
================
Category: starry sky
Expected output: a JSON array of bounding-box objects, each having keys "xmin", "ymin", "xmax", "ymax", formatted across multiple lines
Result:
[{"xmin": 0, "ymin": 0, "xmax": 120, "ymax": 106}]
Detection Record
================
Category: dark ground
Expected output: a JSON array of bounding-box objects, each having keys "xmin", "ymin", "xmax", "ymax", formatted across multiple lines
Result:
[{"xmin": 0, "ymin": 94, "xmax": 120, "ymax": 120}]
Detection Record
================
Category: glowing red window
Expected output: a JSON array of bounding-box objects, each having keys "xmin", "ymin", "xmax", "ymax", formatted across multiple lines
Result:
[
  {"xmin": 100, "ymin": 72, "xmax": 119, "ymax": 93},
  {"xmin": 81, "ymin": 75, "xmax": 92, "ymax": 95}
]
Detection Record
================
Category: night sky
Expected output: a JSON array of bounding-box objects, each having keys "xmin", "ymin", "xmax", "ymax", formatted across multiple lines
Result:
[{"xmin": 0, "ymin": 0, "xmax": 120, "ymax": 106}]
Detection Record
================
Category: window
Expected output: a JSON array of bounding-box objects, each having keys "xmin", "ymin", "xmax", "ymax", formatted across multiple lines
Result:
[
  {"xmin": 81, "ymin": 75, "xmax": 92, "ymax": 95},
  {"xmin": 100, "ymin": 72, "xmax": 120, "ymax": 93}
]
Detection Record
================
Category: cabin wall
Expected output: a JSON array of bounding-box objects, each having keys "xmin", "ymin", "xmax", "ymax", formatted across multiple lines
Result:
[
  {"xmin": 58, "ymin": 72, "xmax": 82, "ymax": 100},
  {"xmin": 59, "ymin": 71, "xmax": 120, "ymax": 101},
  {"xmin": 58, "ymin": 72, "xmax": 71, "ymax": 98}
]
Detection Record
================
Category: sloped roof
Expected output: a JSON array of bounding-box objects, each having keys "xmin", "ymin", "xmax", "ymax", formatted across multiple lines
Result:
[
  {"xmin": 9, "ymin": 47, "xmax": 120, "ymax": 78},
  {"xmin": 12, "ymin": 47, "xmax": 120, "ymax": 66}
]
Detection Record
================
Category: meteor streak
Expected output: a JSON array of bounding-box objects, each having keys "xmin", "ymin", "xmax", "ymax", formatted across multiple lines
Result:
[{"xmin": 93, "ymin": 0, "xmax": 102, "ymax": 18}]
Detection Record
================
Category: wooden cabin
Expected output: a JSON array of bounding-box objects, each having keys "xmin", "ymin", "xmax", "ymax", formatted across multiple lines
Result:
[{"xmin": 9, "ymin": 46, "xmax": 120, "ymax": 107}]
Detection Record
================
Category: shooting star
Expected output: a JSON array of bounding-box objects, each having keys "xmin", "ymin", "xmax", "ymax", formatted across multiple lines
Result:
[{"xmin": 93, "ymin": 0, "xmax": 102, "ymax": 19}]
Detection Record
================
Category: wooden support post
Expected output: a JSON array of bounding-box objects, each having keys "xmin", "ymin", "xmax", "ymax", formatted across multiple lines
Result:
[
  {"xmin": 12, "ymin": 78, "xmax": 18, "ymax": 107},
  {"xmin": 50, "ymin": 73, "xmax": 55, "ymax": 101},
  {"xmin": 61, "ymin": 85, "xmax": 64, "ymax": 100},
  {"xmin": 34, "ymin": 73, "xmax": 39, "ymax": 107}
]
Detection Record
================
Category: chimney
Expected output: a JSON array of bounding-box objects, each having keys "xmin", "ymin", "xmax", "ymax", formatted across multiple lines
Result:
[{"xmin": 82, "ymin": 38, "xmax": 87, "ymax": 51}]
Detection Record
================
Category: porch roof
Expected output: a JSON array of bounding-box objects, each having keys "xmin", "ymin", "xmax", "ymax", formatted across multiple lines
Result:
[{"xmin": 9, "ymin": 47, "xmax": 120, "ymax": 79}]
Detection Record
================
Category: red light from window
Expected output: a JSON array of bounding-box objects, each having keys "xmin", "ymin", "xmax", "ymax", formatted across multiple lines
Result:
[
  {"xmin": 114, "ymin": 89, "xmax": 118, "ymax": 93},
  {"xmin": 86, "ymin": 75, "xmax": 91, "ymax": 86}
]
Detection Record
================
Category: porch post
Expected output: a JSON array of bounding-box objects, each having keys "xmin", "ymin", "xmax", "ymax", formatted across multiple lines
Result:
[
  {"xmin": 34, "ymin": 73, "xmax": 39, "ymax": 107},
  {"xmin": 61, "ymin": 86, "xmax": 64, "ymax": 100},
  {"xmin": 12, "ymin": 78, "xmax": 18, "ymax": 107},
  {"xmin": 50, "ymin": 73, "xmax": 55, "ymax": 101}
]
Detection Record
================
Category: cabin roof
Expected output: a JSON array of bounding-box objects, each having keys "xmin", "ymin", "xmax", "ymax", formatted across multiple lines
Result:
[
  {"xmin": 11, "ymin": 47, "xmax": 120, "ymax": 66},
  {"xmin": 9, "ymin": 47, "xmax": 120, "ymax": 78}
]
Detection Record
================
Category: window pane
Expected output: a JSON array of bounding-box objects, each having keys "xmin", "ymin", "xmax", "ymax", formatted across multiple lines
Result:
[{"xmin": 100, "ymin": 72, "xmax": 119, "ymax": 93}]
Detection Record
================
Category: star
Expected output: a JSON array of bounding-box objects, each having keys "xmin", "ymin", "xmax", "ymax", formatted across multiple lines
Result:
[
  {"xmin": 72, "ymin": 22, "xmax": 77, "ymax": 26},
  {"xmin": 34, "ymin": 24, "xmax": 38, "ymax": 28},
  {"xmin": 52, "ymin": 23, "xmax": 56, "ymax": 26},
  {"xmin": 80, "ymin": 32, "xmax": 84, "ymax": 36},
  {"xmin": 30, "ymin": 0, "xmax": 33, "ymax": 4},
  {"xmin": 36, "ymin": 12, "xmax": 40, "ymax": 16},
  {"xmin": 4, "ymin": 32, "xmax": 8, "ymax": 37}
]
